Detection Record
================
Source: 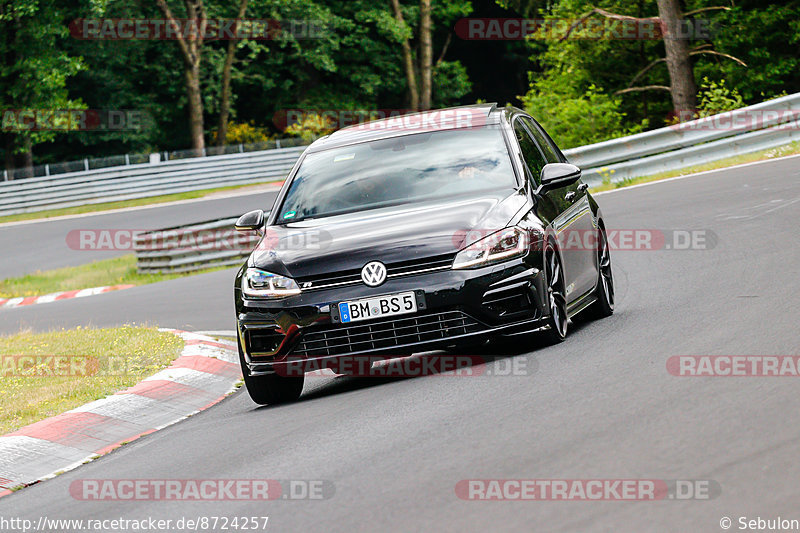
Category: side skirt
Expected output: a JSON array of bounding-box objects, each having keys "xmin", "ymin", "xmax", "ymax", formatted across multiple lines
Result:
[{"xmin": 566, "ymin": 290, "xmax": 598, "ymax": 319}]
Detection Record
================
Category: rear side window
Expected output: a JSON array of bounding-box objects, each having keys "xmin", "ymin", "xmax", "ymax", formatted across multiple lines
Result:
[
  {"xmin": 513, "ymin": 118, "xmax": 547, "ymax": 185},
  {"xmin": 521, "ymin": 116, "xmax": 562, "ymax": 164}
]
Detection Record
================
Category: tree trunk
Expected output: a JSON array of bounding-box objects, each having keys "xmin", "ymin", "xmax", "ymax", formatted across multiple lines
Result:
[
  {"xmin": 156, "ymin": 0, "xmax": 207, "ymax": 153},
  {"xmin": 389, "ymin": 0, "xmax": 419, "ymax": 111},
  {"xmin": 656, "ymin": 0, "xmax": 697, "ymax": 120},
  {"xmin": 20, "ymin": 135, "xmax": 33, "ymax": 178},
  {"xmin": 419, "ymin": 0, "xmax": 433, "ymax": 111},
  {"xmin": 3, "ymin": 134, "xmax": 15, "ymax": 180},
  {"xmin": 217, "ymin": 0, "xmax": 249, "ymax": 146},
  {"xmin": 185, "ymin": 63, "xmax": 205, "ymax": 154}
]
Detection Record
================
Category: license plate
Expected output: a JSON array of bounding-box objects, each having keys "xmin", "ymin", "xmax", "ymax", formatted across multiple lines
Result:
[{"xmin": 338, "ymin": 292, "xmax": 417, "ymax": 323}]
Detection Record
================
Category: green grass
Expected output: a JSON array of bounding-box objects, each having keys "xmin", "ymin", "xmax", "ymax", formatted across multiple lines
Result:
[
  {"xmin": 0, "ymin": 180, "xmax": 281, "ymax": 225},
  {"xmin": 590, "ymin": 141, "xmax": 800, "ymax": 193},
  {"xmin": 0, "ymin": 254, "xmax": 227, "ymax": 298},
  {"xmin": 0, "ymin": 326, "xmax": 184, "ymax": 434}
]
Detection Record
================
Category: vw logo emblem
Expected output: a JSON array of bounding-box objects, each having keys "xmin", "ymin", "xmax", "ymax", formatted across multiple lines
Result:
[{"xmin": 361, "ymin": 261, "xmax": 387, "ymax": 287}]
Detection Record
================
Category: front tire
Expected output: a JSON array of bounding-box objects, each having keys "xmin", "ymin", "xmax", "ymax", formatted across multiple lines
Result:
[
  {"xmin": 238, "ymin": 337, "xmax": 304, "ymax": 405},
  {"xmin": 589, "ymin": 225, "xmax": 614, "ymax": 319},
  {"xmin": 543, "ymin": 243, "xmax": 568, "ymax": 344}
]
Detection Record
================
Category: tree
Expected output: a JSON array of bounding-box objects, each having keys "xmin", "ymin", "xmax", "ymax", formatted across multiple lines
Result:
[
  {"xmin": 389, "ymin": 0, "xmax": 419, "ymax": 109},
  {"xmin": 656, "ymin": 0, "xmax": 696, "ymax": 115},
  {"xmin": 0, "ymin": 0, "xmax": 84, "ymax": 177},
  {"xmin": 155, "ymin": 0, "xmax": 208, "ymax": 153},
  {"xmin": 387, "ymin": 0, "xmax": 471, "ymax": 111},
  {"xmin": 216, "ymin": 0, "xmax": 249, "ymax": 147},
  {"xmin": 419, "ymin": 0, "xmax": 433, "ymax": 110},
  {"xmin": 560, "ymin": 1, "xmax": 741, "ymax": 120}
]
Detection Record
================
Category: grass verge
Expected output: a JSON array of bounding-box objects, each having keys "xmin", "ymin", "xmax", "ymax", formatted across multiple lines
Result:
[
  {"xmin": 590, "ymin": 141, "xmax": 800, "ymax": 193},
  {"xmin": 0, "ymin": 326, "xmax": 184, "ymax": 434},
  {"xmin": 0, "ymin": 254, "xmax": 228, "ymax": 298},
  {"xmin": 0, "ymin": 180, "xmax": 281, "ymax": 225}
]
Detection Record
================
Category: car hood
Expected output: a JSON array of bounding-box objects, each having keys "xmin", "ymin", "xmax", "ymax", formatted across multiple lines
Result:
[{"xmin": 249, "ymin": 190, "xmax": 528, "ymax": 279}]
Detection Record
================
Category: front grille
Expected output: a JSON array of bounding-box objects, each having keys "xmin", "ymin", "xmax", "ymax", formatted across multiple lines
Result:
[
  {"xmin": 291, "ymin": 310, "xmax": 484, "ymax": 357},
  {"xmin": 387, "ymin": 254, "xmax": 454, "ymax": 277},
  {"xmin": 296, "ymin": 254, "xmax": 454, "ymax": 290}
]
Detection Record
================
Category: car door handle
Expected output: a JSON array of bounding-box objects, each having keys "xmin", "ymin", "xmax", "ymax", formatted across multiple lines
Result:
[
  {"xmin": 578, "ymin": 183, "xmax": 589, "ymax": 192},
  {"xmin": 564, "ymin": 191, "xmax": 576, "ymax": 202}
]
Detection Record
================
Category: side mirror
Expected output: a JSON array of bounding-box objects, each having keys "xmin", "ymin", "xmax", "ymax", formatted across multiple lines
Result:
[
  {"xmin": 536, "ymin": 163, "xmax": 582, "ymax": 194},
  {"xmin": 235, "ymin": 209, "xmax": 265, "ymax": 234}
]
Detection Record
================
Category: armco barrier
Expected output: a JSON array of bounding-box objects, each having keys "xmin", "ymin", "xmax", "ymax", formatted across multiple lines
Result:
[
  {"xmin": 565, "ymin": 92, "xmax": 800, "ymax": 169},
  {"xmin": 134, "ymin": 216, "xmax": 260, "ymax": 274},
  {"xmin": 3, "ymin": 94, "xmax": 800, "ymax": 218},
  {"xmin": 578, "ymin": 115, "xmax": 800, "ymax": 185},
  {"xmin": 0, "ymin": 146, "xmax": 305, "ymax": 217}
]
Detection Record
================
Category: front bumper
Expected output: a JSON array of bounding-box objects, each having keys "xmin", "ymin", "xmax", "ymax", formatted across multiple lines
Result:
[{"xmin": 236, "ymin": 259, "xmax": 547, "ymax": 376}]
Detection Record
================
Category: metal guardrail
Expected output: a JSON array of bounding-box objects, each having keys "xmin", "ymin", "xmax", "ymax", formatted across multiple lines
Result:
[
  {"xmin": 564, "ymin": 92, "xmax": 800, "ymax": 169},
  {"xmin": 0, "ymin": 146, "xmax": 305, "ymax": 216},
  {"xmin": 1, "ymin": 137, "xmax": 308, "ymax": 181},
  {"xmin": 579, "ymin": 115, "xmax": 800, "ymax": 185},
  {"xmin": 5, "ymin": 93, "xmax": 800, "ymax": 218},
  {"xmin": 134, "ymin": 216, "xmax": 261, "ymax": 274}
]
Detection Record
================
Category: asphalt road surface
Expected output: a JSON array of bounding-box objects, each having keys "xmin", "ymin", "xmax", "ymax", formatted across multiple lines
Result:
[
  {"xmin": 0, "ymin": 268, "xmax": 238, "ymax": 334},
  {"xmin": 2, "ymin": 156, "xmax": 800, "ymax": 532},
  {"xmin": 0, "ymin": 187, "xmax": 279, "ymax": 279}
]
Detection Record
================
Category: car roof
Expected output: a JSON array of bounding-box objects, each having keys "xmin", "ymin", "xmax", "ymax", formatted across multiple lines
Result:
[{"xmin": 306, "ymin": 103, "xmax": 506, "ymax": 153}]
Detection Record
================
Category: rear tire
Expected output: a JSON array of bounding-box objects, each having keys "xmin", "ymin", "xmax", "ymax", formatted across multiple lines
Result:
[
  {"xmin": 238, "ymin": 338, "xmax": 304, "ymax": 405},
  {"xmin": 543, "ymin": 243, "xmax": 568, "ymax": 344},
  {"xmin": 589, "ymin": 225, "xmax": 614, "ymax": 319}
]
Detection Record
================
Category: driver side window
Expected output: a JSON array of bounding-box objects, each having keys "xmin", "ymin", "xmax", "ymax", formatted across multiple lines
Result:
[{"xmin": 513, "ymin": 118, "xmax": 547, "ymax": 186}]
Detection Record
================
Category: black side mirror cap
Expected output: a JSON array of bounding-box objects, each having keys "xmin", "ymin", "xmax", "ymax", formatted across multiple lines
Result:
[
  {"xmin": 536, "ymin": 163, "xmax": 582, "ymax": 195},
  {"xmin": 235, "ymin": 209, "xmax": 265, "ymax": 234}
]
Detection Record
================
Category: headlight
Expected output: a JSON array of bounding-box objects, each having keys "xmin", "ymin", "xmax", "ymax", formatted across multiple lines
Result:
[
  {"xmin": 242, "ymin": 268, "xmax": 301, "ymax": 299},
  {"xmin": 452, "ymin": 227, "xmax": 528, "ymax": 269}
]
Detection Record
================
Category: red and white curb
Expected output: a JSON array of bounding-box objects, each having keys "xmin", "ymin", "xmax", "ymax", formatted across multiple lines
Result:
[
  {"xmin": 0, "ymin": 330, "xmax": 241, "ymax": 495},
  {"xmin": 0, "ymin": 285, "xmax": 135, "ymax": 309}
]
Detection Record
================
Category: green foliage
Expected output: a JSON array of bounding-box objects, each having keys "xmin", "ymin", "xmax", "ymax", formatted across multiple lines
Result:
[
  {"xmin": 696, "ymin": 78, "xmax": 745, "ymax": 117},
  {"xmin": 284, "ymin": 114, "xmax": 335, "ymax": 142},
  {"xmin": 696, "ymin": 1, "xmax": 800, "ymax": 102},
  {"xmin": 2, "ymin": 0, "xmax": 799, "ymax": 165},
  {"xmin": 215, "ymin": 122, "xmax": 274, "ymax": 145},
  {"xmin": 0, "ymin": 0, "xmax": 86, "ymax": 156},
  {"xmin": 433, "ymin": 61, "xmax": 473, "ymax": 107},
  {"xmin": 522, "ymin": 83, "xmax": 644, "ymax": 149}
]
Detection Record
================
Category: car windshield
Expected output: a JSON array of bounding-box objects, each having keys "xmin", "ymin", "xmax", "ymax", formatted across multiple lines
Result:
[{"xmin": 276, "ymin": 127, "xmax": 516, "ymax": 223}]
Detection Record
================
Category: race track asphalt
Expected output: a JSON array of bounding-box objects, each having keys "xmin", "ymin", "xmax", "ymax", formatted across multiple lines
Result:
[
  {"xmin": 0, "ymin": 188, "xmax": 279, "ymax": 279},
  {"xmin": 2, "ymin": 156, "xmax": 800, "ymax": 532}
]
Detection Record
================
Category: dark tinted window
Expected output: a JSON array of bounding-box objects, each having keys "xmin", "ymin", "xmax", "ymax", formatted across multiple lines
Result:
[
  {"xmin": 277, "ymin": 127, "xmax": 516, "ymax": 223},
  {"xmin": 513, "ymin": 118, "xmax": 547, "ymax": 185},
  {"xmin": 521, "ymin": 116, "xmax": 562, "ymax": 163}
]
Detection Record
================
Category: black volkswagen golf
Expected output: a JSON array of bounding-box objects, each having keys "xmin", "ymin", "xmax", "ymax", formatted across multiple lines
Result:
[{"xmin": 234, "ymin": 104, "xmax": 614, "ymax": 404}]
